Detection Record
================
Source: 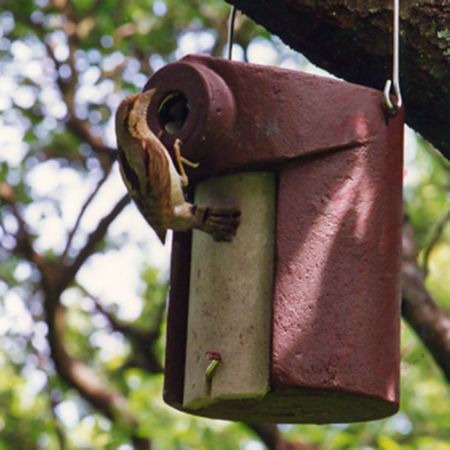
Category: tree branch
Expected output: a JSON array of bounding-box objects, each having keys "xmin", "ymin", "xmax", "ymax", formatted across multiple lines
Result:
[
  {"xmin": 78, "ymin": 284, "xmax": 163, "ymax": 374},
  {"xmin": 401, "ymin": 219, "xmax": 450, "ymax": 381},
  {"xmin": 0, "ymin": 182, "xmax": 46, "ymax": 271},
  {"xmin": 247, "ymin": 423, "xmax": 317, "ymax": 450},
  {"xmin": 44, "ymin": 294, "xmax": 150, "ymax": 449},
  {"xmin": 64, "ymin": 194, "xmax": 130, "ymax": 283},
  {"xmin": 225, "ymin": 0, "xmax": 450, "ymax": 160},
  {"xmin": 421, "ymin": 206, "xmax": 450, "ymax": 277},
  {"xmin": 49, "ymin": 391, "xmax": 67, "ymax": 450},
  {"xmin": 62, "ymin": 167, "xmax": 112, "ymax": 260},
  {"xmin": 40, "ymin": 16, "xmax": 117, "ymax": 164}
]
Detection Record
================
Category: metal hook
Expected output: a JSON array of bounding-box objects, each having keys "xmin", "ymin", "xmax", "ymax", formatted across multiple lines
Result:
[
  {"xmin": 384, "ymin": 0, "xmax": 402, "ymax": 114},
  {"xmin": 227, "ymin": 6, "xmax": 237, "ymax": 60}
]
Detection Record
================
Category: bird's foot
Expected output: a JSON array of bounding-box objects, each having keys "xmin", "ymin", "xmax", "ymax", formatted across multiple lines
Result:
[
  {"xmin": 174, "ymin": 139, "xmax": 199, "ymax": 188},
  {"xmin": 196, "ymin": 206, "xmax": 241, "ymax": 242}
]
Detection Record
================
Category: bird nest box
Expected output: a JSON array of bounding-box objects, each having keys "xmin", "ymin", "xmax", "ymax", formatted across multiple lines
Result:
[{"xmin": 143, "ymin": 55, "xmax": 404, "ymax": 423}]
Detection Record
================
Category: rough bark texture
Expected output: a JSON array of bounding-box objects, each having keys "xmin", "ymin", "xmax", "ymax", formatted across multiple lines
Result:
[
  {"xmin": 402, "ymin": 220, "xmax": 450, "ymax": 381},
  {"xmin": 226, "ymin": 0, "xmax": 450, "ymax": 159}
]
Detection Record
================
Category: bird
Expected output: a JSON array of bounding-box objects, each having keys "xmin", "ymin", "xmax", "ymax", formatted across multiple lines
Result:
[{"xmin": 115, "ymin": 88, "xmax": 241, "ymax": 243}]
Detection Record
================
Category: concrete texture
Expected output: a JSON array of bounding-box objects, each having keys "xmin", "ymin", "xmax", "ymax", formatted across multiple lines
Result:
[
  {"xmin": 153, "ymin": 55, "xmax": 404, "ymax": 422},
  {"xmin": 183, "ymin": 172, "xmax": 275, "ymax": 408}
]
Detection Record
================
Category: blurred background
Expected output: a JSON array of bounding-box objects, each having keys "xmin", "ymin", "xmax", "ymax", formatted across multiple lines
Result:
[{"xmin": 0, "ymin": 0, "xmax": 449, "ymax": 449}]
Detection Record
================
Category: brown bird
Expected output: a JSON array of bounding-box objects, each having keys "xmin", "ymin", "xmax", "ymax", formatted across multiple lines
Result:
[{"xmin": 115, "ymin": 89, "xmax": 241, "ymax": 243}]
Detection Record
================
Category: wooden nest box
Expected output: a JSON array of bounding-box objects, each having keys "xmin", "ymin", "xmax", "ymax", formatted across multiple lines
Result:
[{"xmin": 144, "ymin": 55, "xmax": 404, "ymax": 423}]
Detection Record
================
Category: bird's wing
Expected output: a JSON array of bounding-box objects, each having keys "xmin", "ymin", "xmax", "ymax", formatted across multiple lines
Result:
[{"xmin": 140, "ymin": 137, "xmax": 173, "ymax": 243}]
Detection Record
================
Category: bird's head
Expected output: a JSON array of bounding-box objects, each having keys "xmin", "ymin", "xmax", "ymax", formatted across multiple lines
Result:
[
  {"xmin": 115, "ymin": 93, "xmax": 138, "ymax": 136},
  {"xmin": 115, "ymin": 89, "xmax": 157, "ymax": 194},
  {"xmin": 115, "ymin": 89, "xmax": 157, "ymax": 141}
]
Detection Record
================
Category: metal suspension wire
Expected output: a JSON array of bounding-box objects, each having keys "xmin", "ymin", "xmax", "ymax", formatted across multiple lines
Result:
[
  {"xmin": 384, "ymin": 0, "xmax": 402, "ymax": 114},
  {"xmin": 227, "ymin": 6, "xmax": 237, "ymax": 60}
]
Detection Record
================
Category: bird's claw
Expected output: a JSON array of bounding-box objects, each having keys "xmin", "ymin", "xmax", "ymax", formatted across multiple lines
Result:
[{"xmin": 203, "ymin": 208, "xmax": 241, "ymax": 242}]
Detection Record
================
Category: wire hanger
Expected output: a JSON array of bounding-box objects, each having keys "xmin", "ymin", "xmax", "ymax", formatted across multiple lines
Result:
[
  {"xmin": 384, "ymin": 0, "xmax": 402, "ymax": 114},
  {"xmin": 227, "ymin": 2, "xmax": 402, "ymax": 115},
  {"xmin": 227, "ymin": 6, "xmax": 237, "ymax": 60}
]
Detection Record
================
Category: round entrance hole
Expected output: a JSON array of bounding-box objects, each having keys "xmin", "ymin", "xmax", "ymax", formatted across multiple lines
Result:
[{"xmin": 158, "ymin": 91, "xmax": 190, "ymax": 134}]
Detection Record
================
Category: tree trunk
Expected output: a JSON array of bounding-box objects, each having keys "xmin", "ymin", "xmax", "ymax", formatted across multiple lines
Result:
[{"xmin": 226, "ymin": 0, "xmax": 450, "ymax": 159}]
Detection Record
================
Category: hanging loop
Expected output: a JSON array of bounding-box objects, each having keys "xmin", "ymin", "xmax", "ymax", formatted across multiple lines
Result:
[
  {"xmin": 384, "ymin": 79, "xmax": 402, "ymax": 113},
  {"xmin": 227, "ymin": 6, "xmax": 237, "ymax": 60},
  {"xmin": 384, "ymin": 0, "xmax": 402, "ymax": 114}
]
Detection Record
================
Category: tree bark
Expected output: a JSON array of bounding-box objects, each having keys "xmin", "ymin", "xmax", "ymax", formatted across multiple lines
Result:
[
  {"xmin": 44, "ymin": 290, "xmax": 151, "ymax": 449},
  {"xmin": 401, "ymin": 220, "xmax": 450, "ymax": 381},
  {"xmin": 226, "ymin": 0, "xmax": 450, "ymax": 159}
]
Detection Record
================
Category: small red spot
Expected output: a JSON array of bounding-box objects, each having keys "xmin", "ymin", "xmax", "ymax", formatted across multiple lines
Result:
[
  {"xmin": 206, "ymin": 351, "xmax": 222, "ymax": 361},
  {"xmin": 403, "ymin": 169, "xmax": 408, "ymax": 178}
]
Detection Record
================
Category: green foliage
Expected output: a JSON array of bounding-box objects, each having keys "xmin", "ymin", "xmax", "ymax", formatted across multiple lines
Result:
[
  {"xmin": 405, "ymin": 137, "xmax": 450, "ymax": 247},
  {"xmin": 405, "ymin": 137, "xmax": 450, "ymax": 306},
  {"xmin": 0, "ymin": 0, "xmax": 449, "ymax": 449},
  {"xmin": 437, "ymin": 28, "xmax": 450, "ymax": 58}
]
